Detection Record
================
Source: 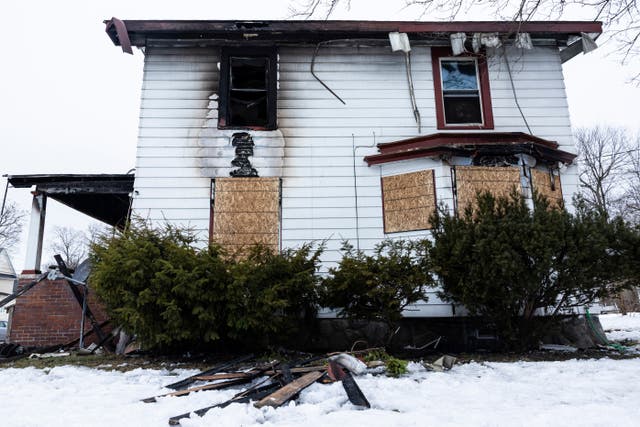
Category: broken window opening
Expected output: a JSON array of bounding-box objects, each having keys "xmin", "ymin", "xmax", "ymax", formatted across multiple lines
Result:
[
  {"xmin": 441, "ymin": 59, "xmax": 483, "ymax": 125},
  {"xmin": 219, "ymin": 48, "xmax": 277, "ymax": 130},
  {"xmin": 431, "ymin": 47, "xmax": 494, "ymax": 130}
]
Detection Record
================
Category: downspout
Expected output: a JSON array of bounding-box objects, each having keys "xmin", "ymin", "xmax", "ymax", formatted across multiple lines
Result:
[
  {"xmin": 389, "ymin": 32, "xmax": 421, "ymax": 133},
  {"xmin": 403, "ymin": 52, "xmax": 421, "ymax": 133}
]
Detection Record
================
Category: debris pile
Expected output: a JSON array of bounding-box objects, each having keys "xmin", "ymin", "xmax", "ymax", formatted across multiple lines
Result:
[{"xmin": 142, "ymin": 351, "xmax": 456, "ymax": 425}]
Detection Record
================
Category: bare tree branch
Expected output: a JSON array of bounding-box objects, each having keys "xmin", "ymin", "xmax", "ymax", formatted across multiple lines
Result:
[
  {"xmin": 0, "ymin": 202, "xmax": 25, "ymax": 251},
  {"xmin": 289, "ymin": 0, "xmax": 640, "ymax": 80},
  {"xmin": 575, "ymin": 126, "xmax": 632, "ymax": 216},
  {"xmin": 47, "ymin": 226, "xmax": 89, "ymax": 270}
]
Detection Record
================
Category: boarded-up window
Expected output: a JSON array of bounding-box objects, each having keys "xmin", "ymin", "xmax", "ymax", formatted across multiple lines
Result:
[
  {"xmin": 381, "ymin": 170, "xmax": 437, "ymax": 233},
  {"xmin": 455, "ymin": 166, "xmax": 521, "ymax": 215},
  {"xmin": 531, "ymin": 169, "xmax": 563, "ymax": 208},
  {"xmin": 211, "ymin": 177, "xmax": 280, "ymax": 253}
]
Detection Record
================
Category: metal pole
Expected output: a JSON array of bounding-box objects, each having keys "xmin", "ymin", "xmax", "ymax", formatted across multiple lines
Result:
[
  {"xmin": 1, "ymin": 176, "xmax": 9, "ymax": 217},
  {"xmin": 352, "ymin": 134, "xmax": 360, "ymax": 251},
  {"xmin": 79, "ymin": 285, "xmax": 87, "ymax": 349}
]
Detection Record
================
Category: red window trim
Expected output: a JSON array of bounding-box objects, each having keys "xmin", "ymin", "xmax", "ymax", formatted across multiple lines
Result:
[{"xmin": 431, "ymin": 47, "xmax": 494, "ymax": 130}]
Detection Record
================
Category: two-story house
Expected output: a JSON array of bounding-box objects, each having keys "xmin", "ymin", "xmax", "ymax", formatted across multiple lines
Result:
[
  {"xmin": 105, "ymin": 19, "xmax": 600, "ymax": 318},
  {"xmin": 6, "ymin": 19, "xmax": 601, "ymax": 347}
]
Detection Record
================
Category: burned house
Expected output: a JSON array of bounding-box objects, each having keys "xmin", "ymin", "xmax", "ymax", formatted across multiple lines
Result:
[
  {"xmin": 105, "ymin": 19, "xmax": 598, "ymax": 313},
  {"xmin": 6, "ymin": 19, "xmax": 601, "ymax": 347}
]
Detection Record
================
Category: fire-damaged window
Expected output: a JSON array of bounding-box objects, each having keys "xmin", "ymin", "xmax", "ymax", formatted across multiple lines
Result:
[
  {"xmin": 431, "ymin": 47, "xmax": 494, "ymax": 130},
  {"xmin": 218, "ymin": 48, "xmax": 277, "ymax": 130}
]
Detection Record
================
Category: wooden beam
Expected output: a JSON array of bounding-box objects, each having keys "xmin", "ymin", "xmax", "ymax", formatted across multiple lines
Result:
[{"xmin": 254, "ymin": 371, "xmax": 325, "ymax": 408}]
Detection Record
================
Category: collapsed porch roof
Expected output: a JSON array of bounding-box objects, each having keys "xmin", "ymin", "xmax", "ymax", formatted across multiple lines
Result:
[
  {"xmin": 363, "ymin": 132, "xmax": 578, "ymax": 166},
  {"xmin": 7, "ymin": 174, "xmax": 134, "ymax": 228},
  {"xmin": 104, "ymin": 19, "xmax": 602, "ymax": 49}
]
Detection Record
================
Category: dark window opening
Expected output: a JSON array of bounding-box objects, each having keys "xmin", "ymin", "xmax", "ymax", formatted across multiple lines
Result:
[{"xmin": 219, "ymin": 49, "xmax": 277, "ymax": 130}]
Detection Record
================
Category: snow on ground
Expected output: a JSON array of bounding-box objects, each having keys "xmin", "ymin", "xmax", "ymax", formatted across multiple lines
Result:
[
  {"xmin": 2, "ymin": 358, "xmax": 640, "ymax": 427},
  {"xmin": 600, "ymin": 312, "xmax": 640, "ymax": 342},
  {"xmin": 1, "ymin": 315, "xmax": 638, "ymax": 426}
]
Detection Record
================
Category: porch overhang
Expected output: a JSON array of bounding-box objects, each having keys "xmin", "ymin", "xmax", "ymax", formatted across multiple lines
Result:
[
  {"xmin": 363, "ymin": 132, "xmax": 577, "ymax": 166},
  {"xmin": 7, "ymin": 174, "xmax": 135, "ymax": 228}
]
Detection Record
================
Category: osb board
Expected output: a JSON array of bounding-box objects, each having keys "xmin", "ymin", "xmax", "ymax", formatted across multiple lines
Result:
[
  {"xmin": 214, "ymin": 192, "xmax": 280, "ymax": 214},
  {"xmin": 216, "ymin": 178, "xmax": 280, "ymax": 193},
  {"xmin": 455, "ymin": 166, "xmax": 521, "ymax": 215},
  {"xmin": 531, "ymin": 169, "xmax": 564, "ymax": 209},
  {"xmin": 212, "ymin": 177, "xmax": 280, "ymax": 250},
  {"xmin": 382, "ymin": 170, "xmax": 436, "ymax": 233}
]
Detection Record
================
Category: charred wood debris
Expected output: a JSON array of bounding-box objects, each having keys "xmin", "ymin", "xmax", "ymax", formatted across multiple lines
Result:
[{"xmin": 132, "ymin": 350, "xmax": 457, "ymax": 426}]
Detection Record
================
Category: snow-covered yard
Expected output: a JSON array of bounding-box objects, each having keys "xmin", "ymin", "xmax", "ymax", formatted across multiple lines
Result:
[
  {"xmin": 600, "ymin": 313, "xmax": 640, "ymax": 342},
  {"xmin": 1, "ymin": 313, "xmax": 639, "ymax": 427}
]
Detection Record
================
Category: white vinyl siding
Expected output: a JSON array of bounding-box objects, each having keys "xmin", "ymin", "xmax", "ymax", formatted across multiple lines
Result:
[{"xmin": 133, "ymin": 43, "xmax": 578, "ymax": 317}]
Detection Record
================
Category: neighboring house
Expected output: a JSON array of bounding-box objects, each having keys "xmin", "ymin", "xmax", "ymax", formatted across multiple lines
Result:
[
  {"xmin": 104, "ymin": 19, "xmax": 600, "ymax": 317},
  {"xmin": 0, "ymin": 248, "xmax": 18, "ymax": 323},
  {"xmin": 4, "ymin": 20, "xmax": 603, "ymax": 346}
]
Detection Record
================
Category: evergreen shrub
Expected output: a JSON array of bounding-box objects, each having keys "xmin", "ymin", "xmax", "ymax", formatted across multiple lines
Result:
[
  {"xmin": 320, "ymin": 240, "xmax": 434, "ymax": 328},
  {"xmin": 430, "ymin": 191, "xmax": 640, "ymax": 349},
  {"xmin": 89, "ymin": 222, "xmax": 322, "ymax": 350}
]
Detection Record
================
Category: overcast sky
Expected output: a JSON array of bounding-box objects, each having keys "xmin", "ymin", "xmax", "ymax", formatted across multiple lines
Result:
[{"xmin": 1, "ymin": 0, "xmax": 639, "ymax": 270}]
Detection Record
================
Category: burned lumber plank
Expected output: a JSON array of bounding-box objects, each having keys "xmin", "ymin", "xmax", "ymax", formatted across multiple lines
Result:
[
  {"xmin": 279, "ymin": 363, "xmax": 294, "ymax": 385},
  {"xmin": 54, "ymin": 255, "xmax": 113, "ymax": 351},
  {"xmin": 254, "ymin": 371, "xmax": 325, "ymax": 409},
  {"xmin": 194, "ymin": 372, "xmax": 254, "ymax": 381},
  {"xmin": 0, "ymin": 271, "xmax": 49, "ymax": 309},
  {"xmin": 168, "ymin": 382, "xmax": 281, "ymax": 425},
  {"xmin": 264, "ymin": 365, "xmax": 327, "ymax": 375},
  {"xmin": 164, "ymin": 353, "xmax": 254, "ymax": 390},
  {"xmin": 143, "ymin": 377, "xmax": 253, "ymax": 403},
  {"xmin": 328, "ymin": 360, "xmax": 370, "ymax": 408}
]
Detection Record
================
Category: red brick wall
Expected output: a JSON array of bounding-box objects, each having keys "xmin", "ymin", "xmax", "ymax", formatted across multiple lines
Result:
[{"xmin": 8, "ymin": 276, "xmax": 110, "ymax": 347}]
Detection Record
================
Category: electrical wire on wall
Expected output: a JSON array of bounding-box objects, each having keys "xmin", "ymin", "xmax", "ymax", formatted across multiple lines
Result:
[
  {"xmin": 351, "ymin": 132, "xmax": 378, "ymax": 251},
  {"xmin": 502, "ymin": 44, "xmax": 532, "ymax": 134},
  {"xmin": 311, "ymin": 38, "xmax": 416, "ymax": 106}
]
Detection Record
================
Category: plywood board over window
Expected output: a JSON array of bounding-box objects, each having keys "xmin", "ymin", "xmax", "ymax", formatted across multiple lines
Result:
[
  {"xmin": 531, "ymin": 169, "xmax": 563, "ymax": 209},
  {"xmin": 454, "ymin": 166, "xmax": 521, "ymax": 215},
  {"xmin": 211, "ymin": 177, "xmax": 280, "ymax": 253},
  {"xmin": 381, "ymin": 170, "xmax": 437, "ymax": 233}
]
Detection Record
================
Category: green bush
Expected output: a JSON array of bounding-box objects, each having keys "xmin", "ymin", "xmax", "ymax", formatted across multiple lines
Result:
[
  {"xmin": 430, "ymin": 191, "xmax": 640, "ymax": 350},
  {"xmin": 320, "ymin": 240, "xmax": 434, "ymax": 328},
  {"xmin": 224, "ymin": 243, "xmax": 323, "ymax": 343},
  {"xmin": 89, "ymin": 222, "xmax": 322, "ymax": 350}
]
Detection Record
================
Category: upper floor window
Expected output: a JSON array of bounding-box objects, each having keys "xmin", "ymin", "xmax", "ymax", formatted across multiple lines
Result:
[
  {"xmin": 218, "ymin": 48, "xmax": 277, "ymax": 130},
  {"xmin": 431, "ymin": 47, "xmax": 494, "ymax": 130}
]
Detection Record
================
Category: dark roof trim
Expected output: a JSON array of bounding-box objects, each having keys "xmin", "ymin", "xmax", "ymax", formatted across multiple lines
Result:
[
  {"xmin": 104, "ymin": 19, "xmax": 603, "ymax": 48},
  {"xmin": 7, "ymin": 174, "xmax": 134, "ymax": 190},
  {"xmin": 107, "ymin": 17, "xmax": 133, "ymax": 55},
  {"xmin": 364, "ymin": 132, "xmax": 577, "ymax": 166},
  {"xmin": 7, "ymin": 174, "xmax": 134, "ymax": 228}
]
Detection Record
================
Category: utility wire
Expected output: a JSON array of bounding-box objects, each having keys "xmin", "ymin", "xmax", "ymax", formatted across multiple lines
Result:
[{"xmin": 502, "ymin": 44, "xmax": 532, "ymax": 134}]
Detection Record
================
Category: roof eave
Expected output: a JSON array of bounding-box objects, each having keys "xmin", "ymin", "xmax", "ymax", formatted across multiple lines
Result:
[{"xmin": 104, "ymin": 19, "xmax": 603, "ymax": 48}]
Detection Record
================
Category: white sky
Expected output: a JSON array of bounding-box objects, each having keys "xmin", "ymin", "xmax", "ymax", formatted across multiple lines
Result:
[{"xmin": 1, "ymin": 0, "xmax": 639, "ymax": 270}]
